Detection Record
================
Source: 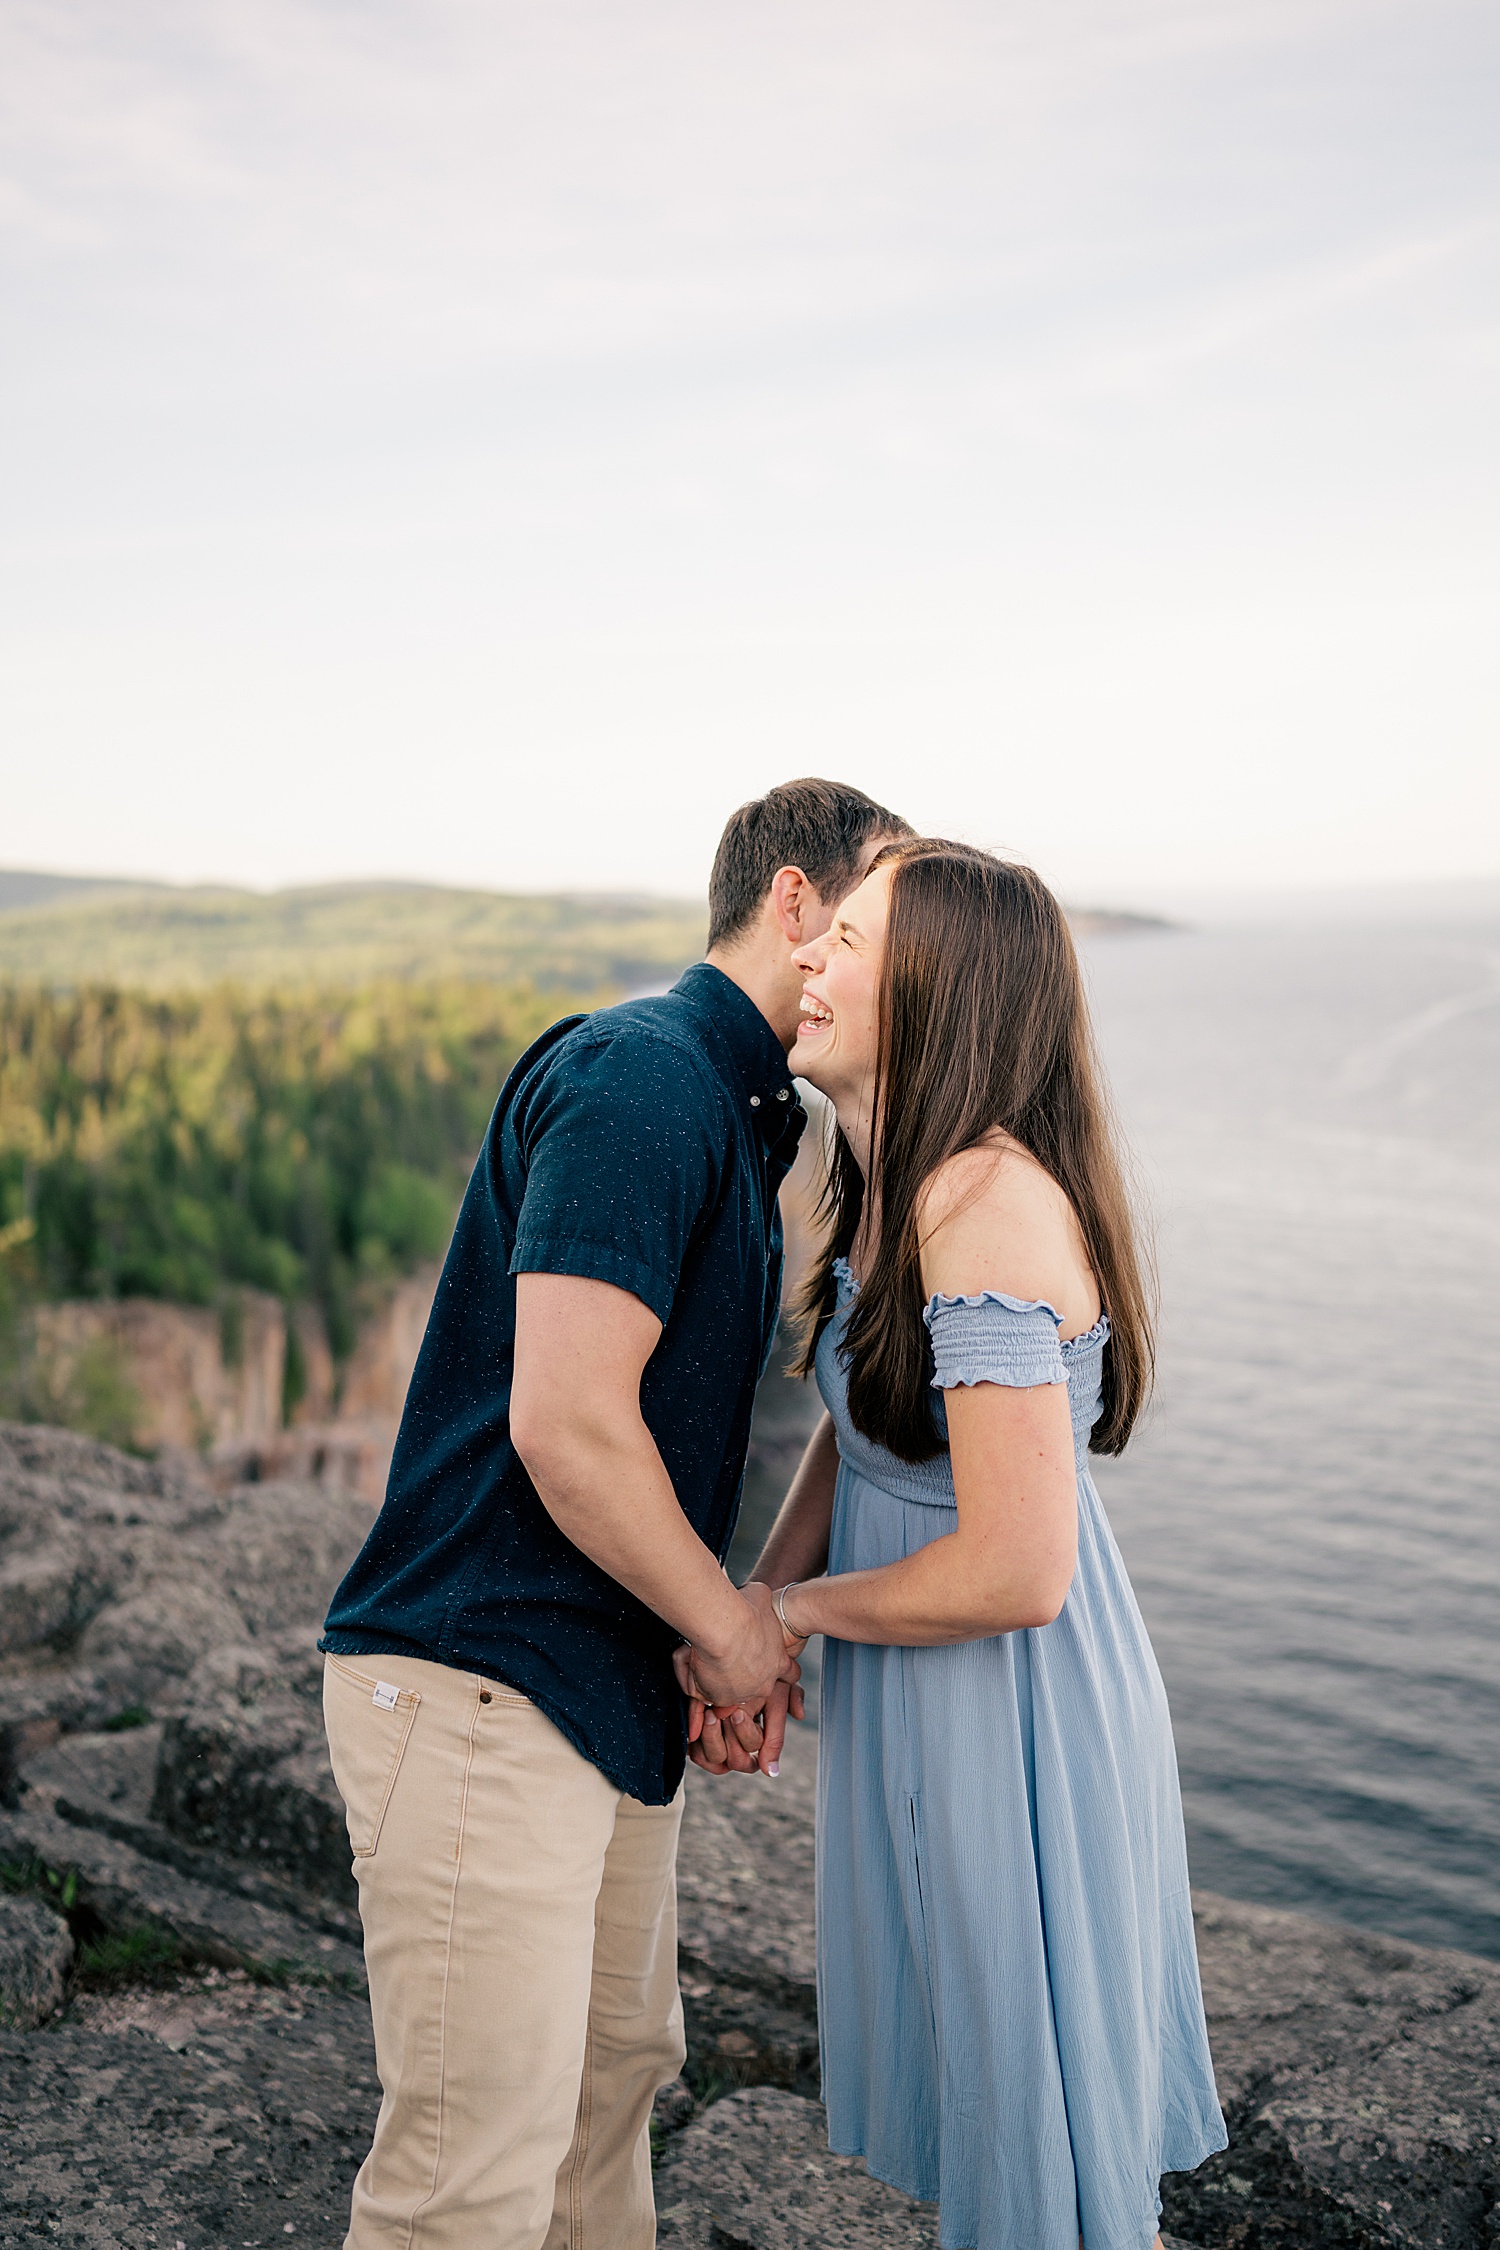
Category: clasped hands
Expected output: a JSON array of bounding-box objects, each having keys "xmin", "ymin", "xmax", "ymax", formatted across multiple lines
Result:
[{"xmin": 674, "ymin": 1579, "xmax": 809, "ymax": 1777}]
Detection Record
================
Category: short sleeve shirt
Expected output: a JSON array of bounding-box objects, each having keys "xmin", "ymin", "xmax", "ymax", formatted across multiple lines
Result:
[{"xmin": 320, "ymin": 963, "xmax": 805, "ymax": 1804}]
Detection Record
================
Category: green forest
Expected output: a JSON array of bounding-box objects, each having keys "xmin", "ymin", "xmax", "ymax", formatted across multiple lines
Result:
[
  {"xmin": 0, "ymin": 876, "xmax": 708, "ymax": 1416},
  {"xmin": 0, "ymin": 978, "xmax": 596, "ymax": 1427},
  {"xmin": 0, "ymin": 978, "xmax": 586, "ymax": 1331}
]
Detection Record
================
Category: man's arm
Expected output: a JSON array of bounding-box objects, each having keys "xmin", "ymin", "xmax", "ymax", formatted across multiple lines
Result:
[{"xmin": 510, "ymin": 1271, "xmax": 791, "ymax": 1716}]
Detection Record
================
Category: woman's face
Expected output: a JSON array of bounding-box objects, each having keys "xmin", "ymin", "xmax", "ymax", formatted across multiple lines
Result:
[{"xmin": 790, "ymin": 861, "xmax": 894, "ymax": 1109}]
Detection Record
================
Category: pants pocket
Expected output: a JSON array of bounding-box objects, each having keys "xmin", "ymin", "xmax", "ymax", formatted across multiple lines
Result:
[{"xmin": 322, "ymin": 1654, "xmax": 422, "ymax": 1858}]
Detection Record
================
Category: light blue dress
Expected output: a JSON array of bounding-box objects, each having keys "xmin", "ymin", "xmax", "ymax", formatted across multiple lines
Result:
[{"xmin": 815, "ymin": 1261, "xmax": 1227, "ymax": 2250}]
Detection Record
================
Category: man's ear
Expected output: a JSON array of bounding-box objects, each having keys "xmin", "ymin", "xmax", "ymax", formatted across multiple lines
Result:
[{"xmin": 768, "ymin": 865, "xmax": 817, "ymax": 944}]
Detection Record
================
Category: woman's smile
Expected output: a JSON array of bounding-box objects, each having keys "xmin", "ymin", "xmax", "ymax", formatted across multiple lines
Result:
[{"xmin": 797, "ymin": 989, "xmax": 834, "ymax": 1041}]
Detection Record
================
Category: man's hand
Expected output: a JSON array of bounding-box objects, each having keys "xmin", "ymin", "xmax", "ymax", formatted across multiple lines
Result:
[
  {"xmin": 674, "ymin": 1582, "xmax": 806, "ymax": 1777},
  {"xmin": 676, "ymin": 1579, "xmax": 789, "ymax": 1714}
]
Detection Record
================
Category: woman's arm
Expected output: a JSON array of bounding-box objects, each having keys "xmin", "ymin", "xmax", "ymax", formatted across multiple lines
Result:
[
  {"xmin": 774, "ymin": 1380, "xmax": 1077, "ymax": 1645},
  {"xmin": 747, "ymin": 1412, "xmax": 839, "ymax": 1590},
  {"xmin": 772, "ymin": 1143, "xmax": 1089, "ymax": 1648}
]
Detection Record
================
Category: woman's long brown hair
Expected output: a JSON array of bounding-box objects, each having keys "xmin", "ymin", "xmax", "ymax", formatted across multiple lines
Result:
[{"xmin": 792, "ymin": 839, "xmax": 1154, "ymax": 1460}]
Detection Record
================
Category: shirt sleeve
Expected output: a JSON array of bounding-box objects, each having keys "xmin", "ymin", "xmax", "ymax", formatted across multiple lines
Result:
[
  {"xmin": 923, "ymin": 1290, "xmax": 1069, "ymax": 1389},
  {"xmin": 509, "ymin": 1029, "xmax": 724, "ymax": 1327}
]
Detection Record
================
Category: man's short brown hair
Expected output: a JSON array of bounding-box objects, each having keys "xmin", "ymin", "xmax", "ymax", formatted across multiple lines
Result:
[{"xmin": 707, "ymin": 778, "xmax": 912, "ymax": 950}]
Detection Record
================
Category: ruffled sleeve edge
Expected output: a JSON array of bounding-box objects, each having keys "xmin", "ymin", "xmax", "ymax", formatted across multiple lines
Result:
[{"xmin": 923, "ymin": 1287, "xmax": 1065, "ymax": 1325}]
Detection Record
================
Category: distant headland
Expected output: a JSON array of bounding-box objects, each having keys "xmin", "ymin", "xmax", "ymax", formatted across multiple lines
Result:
[{"xmin": 0, "ymin": 870, "xmax": 1174, "ymax": 993}]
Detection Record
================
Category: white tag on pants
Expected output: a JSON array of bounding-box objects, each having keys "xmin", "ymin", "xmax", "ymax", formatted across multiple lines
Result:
[{"xmin": 372, "ymin": 1680, "xmax": 400, "ymax": 1711}]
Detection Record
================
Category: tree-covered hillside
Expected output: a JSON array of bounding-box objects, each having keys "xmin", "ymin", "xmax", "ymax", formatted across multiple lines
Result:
[
  {"xmin": 0, "ymin": 981, "xmax": 579, "ymax": 1360},
  {"xmin": 0, "ymin": 878, "xmax": 712, "ymax": 1438},
  {"xmin": 0, "ymin": 878, "xmax": 707, "ymax": 993}
]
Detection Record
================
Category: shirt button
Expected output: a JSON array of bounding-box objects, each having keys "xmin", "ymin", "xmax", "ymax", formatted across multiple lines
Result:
[
  {"xmin": 776, "ymin": 1088, "xmax": 790, "ymax": 1101},
  {"xmin": 749, "ymin": 1095, "xmax": 761, "ymax": 1108}
]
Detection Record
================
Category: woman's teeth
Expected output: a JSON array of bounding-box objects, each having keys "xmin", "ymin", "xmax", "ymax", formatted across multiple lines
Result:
[{"xmin": 799, "ymin": 998, "xmax": 833, "ymax": 1029}]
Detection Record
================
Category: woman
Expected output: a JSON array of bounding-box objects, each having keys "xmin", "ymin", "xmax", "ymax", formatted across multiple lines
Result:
[{"xmin": 681, "ymin": 839, "xmax": 1226, "ymax": 2250}]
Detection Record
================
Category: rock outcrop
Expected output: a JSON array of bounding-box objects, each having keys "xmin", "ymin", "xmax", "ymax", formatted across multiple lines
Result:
[
  {"xmin": 32, "ymin": 1291, "xmax": 289, "ymax": 1455},
  {"xmin": 0, "ymin": 1891, "xmax": 72, "ymax": 2028},
  {"xmin": 2, "ymin": 1422, "xmax": 1499, "ymax": 2247},
  {"xmin": 0, "ymin": 1972, "xmax": 381, "ymax": 2244},
  {"xmin": 655, "ymin": 2085, "xmax": 940, "ymax": 2247},
  {"xmin": 1176, "ymin": 1892, "xmax": 1500, "ymax": 2249},
  {"xmin": 0, "ymin": 1421, "xmax": 376, "ymax": 1759},
  {"xmin": 25, "ymin": 1262, "xmax": 442, "ymax": 1501},
  {"xmin": 152, "ymin": 1638, "xmax": 354, "ymax": 1908}
]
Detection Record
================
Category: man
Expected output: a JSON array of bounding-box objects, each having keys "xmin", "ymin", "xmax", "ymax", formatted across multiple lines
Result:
[{"xmin": 320, "ymin": 778, "xmax": 910, "ymax": 2250}]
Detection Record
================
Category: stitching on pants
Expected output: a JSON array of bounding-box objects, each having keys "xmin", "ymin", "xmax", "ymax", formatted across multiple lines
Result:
[
  {"xmin": 565, "ymin": 2015, "xmax": 595, "ymax": 2250},
  {"xmin": 403, "ymin": 1680, "xmax": 482, "ymax": 2248}
]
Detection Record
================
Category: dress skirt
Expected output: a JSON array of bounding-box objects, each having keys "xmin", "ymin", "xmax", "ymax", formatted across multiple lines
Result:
[{"xmin": 816, "ymin": 1454, "xmax": 1228, "ymax": 2250}]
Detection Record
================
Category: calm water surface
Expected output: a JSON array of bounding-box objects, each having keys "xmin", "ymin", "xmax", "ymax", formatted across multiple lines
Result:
[{"xmin": 1084, "ymin": 908, "xmax": 1500, "ymax": 1957}]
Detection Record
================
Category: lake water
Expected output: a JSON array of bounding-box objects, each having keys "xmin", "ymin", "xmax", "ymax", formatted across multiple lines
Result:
[
  {"xmin": 735, "ymin": 894, "xmax": 1500, "ymax": 1960},
  {"xmin": 1085, "ymin": 903, "xmax": 1500, "ymax": 1960}
]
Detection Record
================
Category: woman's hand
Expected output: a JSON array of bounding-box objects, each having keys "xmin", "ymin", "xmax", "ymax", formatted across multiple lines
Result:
[{"xmin": 677, "ymin": 1641, "xmax": 806, "ymax": 1777}]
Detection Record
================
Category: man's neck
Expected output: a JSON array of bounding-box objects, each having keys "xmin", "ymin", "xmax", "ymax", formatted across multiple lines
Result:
[{"xmin": 703, "ymin": 944, "xmax": 797, "ymax": 1057}]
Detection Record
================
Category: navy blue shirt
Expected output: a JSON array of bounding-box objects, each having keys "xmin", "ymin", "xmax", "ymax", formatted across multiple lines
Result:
[{"xmin": 321, "ymin": 963, "xmax": 805, "ymax": 1804}]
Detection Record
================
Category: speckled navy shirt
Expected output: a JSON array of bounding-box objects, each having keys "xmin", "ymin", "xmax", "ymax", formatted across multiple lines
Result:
[{"xmin": 320, "ymin": 962, "xmax": 805, "ymax": 1804}]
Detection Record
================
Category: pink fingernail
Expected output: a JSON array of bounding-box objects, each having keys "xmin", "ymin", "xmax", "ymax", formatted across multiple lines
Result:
[{"xmin": 767, "ymin": 1761, "xmax": 780, "ymax": 1777}]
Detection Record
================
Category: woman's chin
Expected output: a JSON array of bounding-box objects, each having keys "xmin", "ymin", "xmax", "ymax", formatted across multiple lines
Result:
[{"xmin": 791, "ymin": 1039, "xmax": 833, "ymax": 1092}]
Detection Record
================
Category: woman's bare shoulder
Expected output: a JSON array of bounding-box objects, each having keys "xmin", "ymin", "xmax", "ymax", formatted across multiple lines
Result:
[
  {"xmin": 917, "ymin": 1137, "xmax": 1099, "ymax": 1328},
  {"xmin": 916, "ymin": 1134, "xmax": 1060, "ymax": 1238}
]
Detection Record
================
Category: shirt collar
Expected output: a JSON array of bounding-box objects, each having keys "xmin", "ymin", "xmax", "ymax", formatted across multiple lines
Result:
[{"xmin": 670, "ymin": 962, "xmax": 803, "ymax": 1135}]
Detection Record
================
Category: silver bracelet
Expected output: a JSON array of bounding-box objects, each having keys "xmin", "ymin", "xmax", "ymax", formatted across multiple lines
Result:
[{"xmin": 775, "ymin": 1582, "xmax": 805, "ymax": 1640}]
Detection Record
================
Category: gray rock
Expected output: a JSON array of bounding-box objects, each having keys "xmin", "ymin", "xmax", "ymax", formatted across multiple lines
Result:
[
  {"xmin": 0, "ymin": 1421, "xmax": 374, "ymax": 1727},
  {"xmin": 1163, "ymin": 1892, "xmax": 1500, "ymax": 2250},
  {"xmin": 23, "ymin": 1721, "xmax": 163, "ymax": 1824},
  {"xmin": 0, "ymin": 1419, "xmax": 210, "ymax": 1561},
  {"xmin": 0, "ymin": 1974, "xmax": 377, "ymax": 2244},
  {"xmin": 21, "ymin": 1712, "xmax": 362, "ymax": 1954},
  {"xmin": 654, "ymin": 2074, "xmax": 697, "ymax": 2133},
  {"xmin": 0, "ymin": 1517, "xmax": 106, "ymax": 1658},
  {"xmin": 678, "ymin": 1721, "xmax": 817, "ymax": 1997},
  {"xmin": 655, "ymin": 2087, "xmax": 939, "ymax": 2248},
  {"xmin": 0, "ymin": 1892, "xmax": 73, "ymax": 2029},
  {"xmin": 0, "ymin": 1788, "xmax": 365, "ymax": 1988},
  {"xmin": 676, "ymin": 1722, "xmax": 820, "ymax": 2093},
  {"xmin": 152, "ymin": 1634, "xmax": 355, "ymax": 1905},
  {"xmin": 76, "ymin": 1578, "xmax": 249, "ymax": 1688}
]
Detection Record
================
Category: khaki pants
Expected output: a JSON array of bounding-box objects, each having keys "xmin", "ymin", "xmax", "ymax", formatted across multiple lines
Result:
[{"xmin": 323, "ymin": 1651, "xmax": 685, "ymax": 2250}]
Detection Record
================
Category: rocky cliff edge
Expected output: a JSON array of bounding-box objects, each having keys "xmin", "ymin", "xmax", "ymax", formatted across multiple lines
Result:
[{"xmin": 2, "ymin": 1423, "xmax": 1497, "ymax": 2249}]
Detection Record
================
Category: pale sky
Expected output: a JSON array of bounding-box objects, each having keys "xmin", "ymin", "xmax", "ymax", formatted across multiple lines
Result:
[{"xmin": 2, "ymin": 0, "xmax": 1497, "ymax": 906}]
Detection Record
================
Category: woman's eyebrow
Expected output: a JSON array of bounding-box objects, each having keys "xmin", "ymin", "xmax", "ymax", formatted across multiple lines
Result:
[{"xmin": 837, "ymin": 914, "xmax": 866, "ymax": 944}]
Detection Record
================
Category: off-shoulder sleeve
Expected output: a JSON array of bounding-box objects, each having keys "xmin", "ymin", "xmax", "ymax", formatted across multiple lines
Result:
[{"xmin": 923, "ymin": 1290, "xmax": 1068, "ymax": 1389}]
